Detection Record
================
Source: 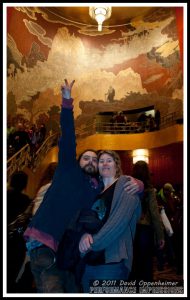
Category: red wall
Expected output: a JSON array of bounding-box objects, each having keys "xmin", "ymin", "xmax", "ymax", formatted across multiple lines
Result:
[
  {"xmin": 175, "ymin": 7, "xmax": 183, "ymax": 69},
  {"xmin": 119, "ymin": 142, "xmax": 183, "ymax": 189}
]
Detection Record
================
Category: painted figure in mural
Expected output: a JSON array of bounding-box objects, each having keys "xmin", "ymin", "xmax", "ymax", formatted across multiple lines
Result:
[{"xmin": 105, "ymin": 86, "xmax": 115, "ymax": 102}]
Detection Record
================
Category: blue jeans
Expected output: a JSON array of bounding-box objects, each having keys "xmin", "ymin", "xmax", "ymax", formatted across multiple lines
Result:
[
  {"xmin": 29, "ymin": 245, "xmax": 78, "ymax": 293},
  {"xmin": 82, "ymin": 261, "xmax": 130, "ymax": 293}
]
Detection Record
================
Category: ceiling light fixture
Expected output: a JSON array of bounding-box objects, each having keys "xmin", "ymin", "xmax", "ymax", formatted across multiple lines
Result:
[{"xmin": 89, "ymin": 6, "xmax": 112, "ymax": 31}]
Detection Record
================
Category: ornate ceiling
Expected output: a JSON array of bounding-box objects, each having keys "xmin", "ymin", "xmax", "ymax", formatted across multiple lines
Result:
[{"xmin": 39, "ymin": 6, "xmax": 158, "ymax": 27}]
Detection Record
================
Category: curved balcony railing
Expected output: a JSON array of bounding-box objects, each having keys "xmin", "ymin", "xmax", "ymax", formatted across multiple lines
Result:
[{"xmin": 76, "ymin": 111, "xmax": 183, "ymax": 137}]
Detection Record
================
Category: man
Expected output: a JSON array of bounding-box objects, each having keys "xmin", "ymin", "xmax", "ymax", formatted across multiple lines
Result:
[{"xmin": 24, "ymin": 79, "xmax": 143, "ymax": 293}]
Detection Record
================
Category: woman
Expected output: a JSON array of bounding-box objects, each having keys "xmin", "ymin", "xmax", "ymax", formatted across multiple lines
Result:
[
  {"xmin": 130, "ymin": 160, "xmax": 165, "ymax": 282},
  {"xmin": 79, "ymin": 150, "xmax": 142, "ymax": 293}
]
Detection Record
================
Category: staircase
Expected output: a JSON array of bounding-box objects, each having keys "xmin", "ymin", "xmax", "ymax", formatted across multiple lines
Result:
[{"xmin": 7, "ymin": 132, "xmax": 59, "ymax": 183}]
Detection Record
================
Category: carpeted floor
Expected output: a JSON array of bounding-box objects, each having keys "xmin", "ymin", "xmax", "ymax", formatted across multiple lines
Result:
[{"xmin": 153, "ymin": 256, "xmax": 183, "ymax": 282}]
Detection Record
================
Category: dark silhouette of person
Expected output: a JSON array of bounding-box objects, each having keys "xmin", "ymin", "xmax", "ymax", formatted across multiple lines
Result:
[
  {"xmin": 7, "ymin": 171, "xmax": 33, "ymax": 292},
  {"xmin": 129, "ymin": 161, "xmax": 165, "ymax": 283},
  {"xmin": 137, "ymin": 113, "xmax": 146, "ymax": 132},
  {"xmin": 12, "ymin": 123, "xmax": 31, "ymax": 153},
  {"xmin": 157, "ymin": 183, "xmax": 183, "ymax": 272},
  {"xmin": 155, "ymin": 110, "xmax": 161, "ymax": 130},
  {"xmin": 7, "ymin": 171, "xmax": 31, "ymax": 224},
  {"xmin": 38, "ymin": 123, "xmax": 47, "ymax": 144},
  {"xmin": 115, "ymin": 111, "xmax": 127, "ymax": 133}
]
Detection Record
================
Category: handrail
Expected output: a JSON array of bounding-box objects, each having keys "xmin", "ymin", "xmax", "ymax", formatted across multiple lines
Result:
[
  {"xmin": 7, "ymin": 132, "xmax": 59, "ymax": 181},
  {"xmin": 96, "ymin": 121, "xmax": 145, "ymax": 134},
  {"xmin": 30, "ymin": 132, "xmax": 59, "ymax": 172},
  {"xmin": 75, "ymin": 119, "xmax": 95, "ymax": 138},
  {"xmin": 160, "ymin": 111, "xmax": 181, "ymax": 129},
  {"xmin": 76, "ymin": 111, "xmax": 183, "ymax": 138},
  {"xmin": 7, "ymin": 144, "xmax": 31, "ymax": 182}
]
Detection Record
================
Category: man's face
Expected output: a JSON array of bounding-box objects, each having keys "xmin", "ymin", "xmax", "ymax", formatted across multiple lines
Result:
[{"xmin": 79, "ymin": 151, "xmax": 98, "ymax": 175}]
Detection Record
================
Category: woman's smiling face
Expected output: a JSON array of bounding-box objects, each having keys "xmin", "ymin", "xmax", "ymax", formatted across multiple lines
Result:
[{"xmin": 98, "ymin": 153, "xmax": 117, "ymax": 178}]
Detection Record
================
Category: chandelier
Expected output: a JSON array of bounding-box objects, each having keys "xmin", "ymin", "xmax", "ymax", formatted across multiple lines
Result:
[{"xmin": 89, "ymin": 6, "xmax": 112, "ymax": 31}]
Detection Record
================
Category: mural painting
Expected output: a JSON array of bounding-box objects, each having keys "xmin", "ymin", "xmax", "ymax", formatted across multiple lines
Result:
[{"xmin": 7, "ymin": 6, "xmax": 183, "ymax": 133}]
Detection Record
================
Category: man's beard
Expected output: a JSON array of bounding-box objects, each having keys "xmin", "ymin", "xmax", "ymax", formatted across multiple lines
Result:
[{"xmin": 82, "ymin": 164, "xmax": 97, "ymax": 176}]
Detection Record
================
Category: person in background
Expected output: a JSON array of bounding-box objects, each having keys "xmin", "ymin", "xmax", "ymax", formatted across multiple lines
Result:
[
  {"xmin": 129, "ymin": 160, "xmax": 165, "ymax": 282},
  {"xmin": 137, "ymin": 113, "xmax": 146, "ymax": 132},
  {"xmin": 14, "ymin": 163, "xmax": 59, "ymax": 292},
  {"xmin": 79, "ymin": 150, "xmax": 142, "ymax": 293},
  {"xmin": 7, "ymin": 171, "xmax": 33, "ymax": 292},
  {"xmin": 38, "ymin": 123, "xmax": 47, "ymax": 145},
  {"xmin": 146, "ymin": 114, "xmax": 155, "ymax": 132},
  {"xmin": 155, "ymin": 109, "xmax": 161, "ymax": 130},
  {"xmin": 157, "ymin": 183, "xmax": 182, "ymax": 272},
  {"xmin": 7, "ymin": 122, "xmax": 16, "ymax": 157},
  {"xmin": 11, "ymin": 123, "xmax": 31, "ymax": 153},
  {"xmin": 32, "ymin": 162, "xmax": 58, "ymax": 215},
  {"xmin": 115, "ymin": 111, "xmax": 127, "ymax": 133},
  {"xmin": 24, "ymin": 79, "xmax": 143, "ymax": 293},
  {"xmin": 7, "ymin": 171, "xmax": 32, "ymax": 224},
  {"xmin": 157, "ymin": 183, "xmax": 176, "ymax": 224},
  {"xmin": 109, "ymin": 112, "xmax": 116, "ymax": 133}
]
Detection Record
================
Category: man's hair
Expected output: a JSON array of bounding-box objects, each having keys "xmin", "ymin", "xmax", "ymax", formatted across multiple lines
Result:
[
  {"xmin": 77, "ymin": 149, "xmax": 98, "ymax": 163},
  {"xmin": 97, "ymin": 150, "xmax": 122, "ymax": 178}
]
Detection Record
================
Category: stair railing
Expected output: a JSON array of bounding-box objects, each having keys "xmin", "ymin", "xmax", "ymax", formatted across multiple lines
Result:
[{"xmin": 7, "ymin": 132, "xmax": 59, "ymax": 181}]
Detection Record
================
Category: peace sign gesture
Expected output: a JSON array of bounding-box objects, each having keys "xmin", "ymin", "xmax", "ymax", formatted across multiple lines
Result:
[{"xmin": 61, "ymin": 79, "xmax": 75, "ymax": 99}]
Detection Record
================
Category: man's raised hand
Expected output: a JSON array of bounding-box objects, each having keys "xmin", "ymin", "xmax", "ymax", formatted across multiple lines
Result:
[{"xmin": 61, "ymin": 79, "xmax": 75, "ymax": 99}]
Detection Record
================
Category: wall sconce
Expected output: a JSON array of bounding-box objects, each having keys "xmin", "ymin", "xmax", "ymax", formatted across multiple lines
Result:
[
  {"xmin": 132, "ymin": 149, "xmax": 149, "ymax": 164},
  {"xmin": 89, "ymin": 6, "xmax": 112, "ymax": 31}
]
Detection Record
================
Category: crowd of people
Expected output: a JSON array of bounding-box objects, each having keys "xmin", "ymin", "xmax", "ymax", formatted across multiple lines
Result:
[
  {"xmin": 7, "ymin": 109, "xmax": 161, "ymax": 160},
  {"xmin": 6, "ymin": 80, "xmax": 183, "ymax": 294},
  {"xmin": 7, "ymin": 122, "xmax": 47, "ymax": 159},
  {"xmin": 108, "ymin": 110, "xmax": 161, "ymax": 134}
]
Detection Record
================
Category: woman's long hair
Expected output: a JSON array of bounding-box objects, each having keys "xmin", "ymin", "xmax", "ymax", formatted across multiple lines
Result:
[{"xmin": 132, "ymin": 160, "xmax": 152, "ymax": 189}]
